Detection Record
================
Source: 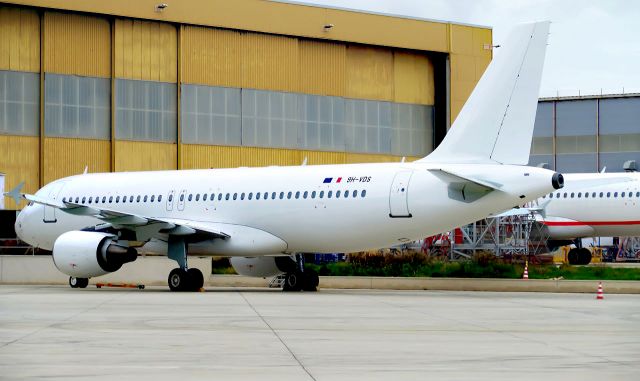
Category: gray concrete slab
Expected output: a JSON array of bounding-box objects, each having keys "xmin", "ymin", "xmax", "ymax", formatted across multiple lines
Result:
[{"xmin": 0, "ymin": 286, "xmax": 639, "ymax": 380}]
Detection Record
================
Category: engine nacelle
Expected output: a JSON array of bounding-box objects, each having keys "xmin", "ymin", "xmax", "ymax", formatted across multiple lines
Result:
[
  {"xmin": 52, "ymin": 231, "xmax": 137, "ymax": 278},
  {"xmin": 230, "ymin": 256, "xmax": 296, "ymax": 278}
]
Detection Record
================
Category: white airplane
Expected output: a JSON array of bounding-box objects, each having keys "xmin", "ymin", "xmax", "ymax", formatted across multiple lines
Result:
[
  {"xmin": 528, "ymin": 171, "xmax": 640, "ymax": 264},
  {"xmin": 5, "ymin": 22, "xmax": 561, "ymax": 291}
]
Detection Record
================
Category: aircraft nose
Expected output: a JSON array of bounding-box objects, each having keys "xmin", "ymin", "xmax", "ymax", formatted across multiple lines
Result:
[{"xmin": 14, "ymin": 209, "xmax": 25, "ymax": 240}]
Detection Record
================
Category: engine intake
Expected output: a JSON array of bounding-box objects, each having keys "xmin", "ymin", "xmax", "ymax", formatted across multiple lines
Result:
[{"xmin": 53, "ymin": 231, "xmax": 137, "ymax": 278}]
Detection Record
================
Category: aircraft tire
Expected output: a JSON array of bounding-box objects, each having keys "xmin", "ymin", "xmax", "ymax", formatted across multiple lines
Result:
[
  {"xmin": 578, "ymin": 248, "xmax": 592, "ymax": 265},
  {"xmin": 302, "ymin": 269, "xmax": 319, "ymax": 292},
  {"xmin": 283, "ymin": 272, "xmax": 303, "ymax": 292},
  {"xmin": 76, "ymin": 278, "xmax": 89, "ymax": 288},
  {"xmin": 187, "ymin": 268, "xmax": 204, "ymax": 290},
  {"xmin": 168, "ymin": 268, "xmax": 191, "ymax": 291},
  {"xmin": 69, "ymin": 277, "xmax": 79, "ymax": 288},
  {"xmin": 567, "ymin": 248, "xmax": 579, "ymax": 265}
]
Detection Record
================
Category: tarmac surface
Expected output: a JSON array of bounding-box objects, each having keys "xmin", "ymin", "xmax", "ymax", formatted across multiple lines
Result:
[{"xmin": 1, "ymin": 286, "xmax": 639, "ymax": 380}]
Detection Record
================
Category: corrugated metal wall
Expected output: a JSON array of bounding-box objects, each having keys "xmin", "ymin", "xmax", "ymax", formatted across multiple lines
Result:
[
  {"xmin": 43, "ymin": 12, "xmax": 110, "ymax": 77},
  {"xmin": 299, "ymin": 40, "xmax": 346, "ymax": 97},
  {"xmin": 181, "ymin": 26, "xmax": 243, "ymax": 88},
  {"xmin": 346, "ymin": 45, "xmax": 394, "ymax": 101},
  {"xmin": 394, "ymin": 51, "xmax": 434, "ymax": 105},
  {"xmin": 180, "ymin": 145, "xmax": 417, "ymax": 169},
  {"xmin": 0, "ymin": 135, "xmax": 39, "ymax": 209},
  {"xmin": 0, "ymin": 6, "xmax": 40, "ymax": 72},
  {"xmin": 42, "ymin": 138, "xmax": 110, "ymax": 184},
  {"xmin": 449, "ymin": 24, "xmax": 492, "ymax": 124},
  {"xmin": 114, "ymin": 141, "xmax": 177, "ymax": 172},
  {"xmin": 241, "ymin": 33, "xmax": 300, "ymax": 92},
  {"xmin": 114, "ymin": 19, "xmax": 177, "ymax": 82}
]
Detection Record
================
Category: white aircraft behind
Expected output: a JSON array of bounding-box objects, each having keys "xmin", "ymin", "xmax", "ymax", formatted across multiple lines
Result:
[
  {"xmin": 5, "ymin": 22, "xmax": 561, "ymax": 291},
  {"xmin": 527, "ymin": 172, "xmax": 640, "ymax": 264}
]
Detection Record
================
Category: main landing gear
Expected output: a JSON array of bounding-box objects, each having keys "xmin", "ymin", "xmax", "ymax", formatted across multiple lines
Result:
[
  {"xmin": 282, "ymin": 254, "xmax": 319, "ymax": 292},
  {"xmin": 167, "ymin": 236, "xmax": 204, "ymax": 292},
  {"xmin": 69, "ymin": 277, "xmax": 89, "ymax": 288}
]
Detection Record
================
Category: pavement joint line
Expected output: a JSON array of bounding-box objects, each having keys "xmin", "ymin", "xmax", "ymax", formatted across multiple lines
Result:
[
  {"xmin": 372, "ymin": 292, "xmax": 634, "ymax": 369},
  {"xmin": 0, "ymin": 288, "xmax": 130, "ymax": 350},
  {"xmin": 237, "ymin": 290, "xmax": 317, "ymax": 381}
]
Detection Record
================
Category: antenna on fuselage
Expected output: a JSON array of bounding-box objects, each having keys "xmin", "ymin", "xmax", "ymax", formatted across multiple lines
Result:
[
  {"xmin": 301, "ymin": 157, "xmax": 308, "ymax": 166},
  {"xmin": 83, "ymin": 165, "xmax": 88, "ymax": 175}
]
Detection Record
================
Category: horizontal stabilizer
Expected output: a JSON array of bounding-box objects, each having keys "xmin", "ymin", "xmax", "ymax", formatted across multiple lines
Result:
[
  {"xmin": 429, "ymin": 168, "xmax": 501, "ymax": 203},
  {"xmin": 3, "ymin": 181, "xmax": 25, "ymax": 206}
]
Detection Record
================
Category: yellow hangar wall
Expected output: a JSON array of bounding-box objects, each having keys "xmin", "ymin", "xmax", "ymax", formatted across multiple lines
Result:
[{"xmin": 0, "ymin": 2, "xmax": 492, "ymax": 210}]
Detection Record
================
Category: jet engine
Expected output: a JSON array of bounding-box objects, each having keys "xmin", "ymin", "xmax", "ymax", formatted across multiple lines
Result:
[
  {"xmin": 229, "ymin": 256, "xmax": 296, "ymax": 278},
  {"xmin": 52, "ymin": 231, "xmax": 137, "ymax": 278}
]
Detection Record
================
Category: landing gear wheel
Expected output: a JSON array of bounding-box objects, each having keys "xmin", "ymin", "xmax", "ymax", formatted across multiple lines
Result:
[
  {"xmin": 578, "ymin": 248, "xmax": 592, "ymax": 265},
  {"xmin": 187, "ymin": 268, "xmax": 204, "ymax": 290},
  {"xmin": 283, "ymin": 272, "xmax": 303, "ymax": 292},
  {"xmin": 302, "ymin": 269, "xmax": 319, "ymax": 292},
  {"xmin": 568, "ymin": 248, "xmax": 579, "ymax": 265},
  {"xmin": 69, "ymin": 277, "xmax": 88, "ymax": 289},
  {"xmin": 168, "ymin": 268, "xmax": 190, "ymax": 291}
]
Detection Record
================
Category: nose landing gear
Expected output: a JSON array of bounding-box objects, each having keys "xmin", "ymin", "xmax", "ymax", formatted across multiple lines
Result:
[{"xmin": 69, "ymin": 277, "xmax": 89, "ymax": 288}]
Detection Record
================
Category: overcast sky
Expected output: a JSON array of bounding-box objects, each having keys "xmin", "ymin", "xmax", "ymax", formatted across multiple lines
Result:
[{"xmin": 304, "ymin": 0, "xmax": 640, "ymax": 97}]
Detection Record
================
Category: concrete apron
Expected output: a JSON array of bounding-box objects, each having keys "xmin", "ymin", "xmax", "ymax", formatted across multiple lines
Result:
[{"xmin": 1, "ymin": 255, "xmax": 639, "ymax": 293}]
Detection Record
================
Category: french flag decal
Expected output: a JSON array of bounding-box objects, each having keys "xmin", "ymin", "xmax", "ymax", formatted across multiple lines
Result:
[{"xmin": 323, "ymin": 177, "xmax": 342, "ymax": 184}]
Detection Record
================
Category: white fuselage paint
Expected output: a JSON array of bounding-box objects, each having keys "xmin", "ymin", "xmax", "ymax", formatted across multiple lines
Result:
[
  {"xmin": 533, "ymin": 173, "xmax": 640, "ymax": 239},
  {"xmin": 16, "ymin": 162, "xmax": 557, "ymax": 256}
]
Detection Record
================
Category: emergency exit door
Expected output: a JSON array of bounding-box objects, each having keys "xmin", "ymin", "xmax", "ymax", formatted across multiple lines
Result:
[{"xmin": 389, "ymin": 171, "xmax": 413, "ymax": 218}]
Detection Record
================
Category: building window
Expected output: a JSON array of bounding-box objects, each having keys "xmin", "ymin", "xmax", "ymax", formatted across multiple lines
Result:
[
  {"xmin": 0, "ymin": 70, "xmax": 39, "ymax": 136},
  {"xmin": 45, "ymin": 73, "xmax": 110, "ymax": 139},
  {"xmin": 115, "ymin": 79, "xmax": 177, "ymax": 142},
  {"xmin": 181, "ymin": 84, "xmax": 241, "ymax": 145}
]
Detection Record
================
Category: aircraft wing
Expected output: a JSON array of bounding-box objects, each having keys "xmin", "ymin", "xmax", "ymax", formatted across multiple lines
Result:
[{"xmin": 21, "ymin": 193, "xmax": 230, "ymax": 241}]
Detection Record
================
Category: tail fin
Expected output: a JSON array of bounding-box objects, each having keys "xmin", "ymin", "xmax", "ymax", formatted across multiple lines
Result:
[{"xmin": 420, "ymin": 21, "xmax": 550, "ymax": 165}]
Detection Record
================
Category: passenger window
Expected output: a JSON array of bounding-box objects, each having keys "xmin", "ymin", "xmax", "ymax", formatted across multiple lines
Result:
[
  {"xmin": 88, "ymin": 197, "xmax": 93, "ymax": 203},
  {"xmin": 328, "ymin": 190, "xmax": 333, "ymax": 198},
  {"xmin": 233, "ymin": 193, "xmax": 238, "ymax": 200},
  {"xmin": 123, "ymin": 196, "xmax": 127, "ymax": 203},
  {"xmin": 144, "ymin": 195, "xmax": 148, "ymax": 202},
  {"xmin": 218, "ymin": 194, "xmax": 223, "ymax": 201},
  {"xmin": 570, "ymin": 193, "xmax": 574, "ymax": 198},
  {"xmin": 622, "ymin": 192, "xmax": 626, "ymax": 197},
  {"xmin": 311, "ymin": 191, "xmax": 316, "ymax": 199},
  {"xmin": 102, "ymin": 196, "xmax": 107, "ymax": 203},
  {"xmin": 188, "ymin": 194, "xmax": 192, "ymax": 201},
  {"xmin": 169, "ymin": 194, "xmax": 173, "ymax": 202},
  {"xmin": 225, "ymin": 193, "xmax": 230, "ymax": 201},
  {"xmin": 248, "ymin": 192, "xmax": 253, "ymax": 200},
  {"xmin": 116, "ymin": 196, "xmax": 120, "ymax": 203},
  {"xmin": 179, "ymin": 194, "xmax": 184, "ymax": 202},
  {"xmin": 352, "ymin": 190, "xmax": 357, "ymax": 197},
  {"xmin": 82, "ymin": 197, "xmax": 86, "ymax": 203},
  {"xmin": 256, "ymin": 192, "xmax": 261, "ymax": 200},
  {"xmin": 607, "ymin": 192, "xmax": 611, "ymax": 198},
  {"xmin": 319, "ymin": 191, "xmax": 324, "ymax": 198},
  {"xmin": 344, "ymin": 190, "xmax": 349, "ymax": 199},
  {"xmin": 563, "ymin": 193, "xmax": 567, "ymax": 198},
  {"xmin": 337, "ymin": 190, "xmax": 341, "ymax": 198},
  {"xmin": 555, "ymin": 193, "xmax": 559, "ymax": 198},
  {"xmin": 271, "ymin": 192, "xmax": 276, "ymax": 200},
  {"xmin": 361, "ymin": 190, "xmax": 366, "ymax": 197},
  {"xmin": 128, "ymin": 196, "xmax": 133, "ymax": 202},
  {"xmin": 287, "ymin": 191, "xmax": 292, "ymax": 199},
  {"xmin": 151, "ymin": 195, "xmax": 156, "ymax": 202},
  {"xmin": 203, "ymin": 194, "xmax": 207, "ymax": 201},
  {"xmin": 240, "ymin": 193, "xmax": 244, "ymax": 200},
  {"xmin": 279, "ymin": 192, "xmax": 284, "ymax": 199},
  {"xmin": 303, "ymin": 191, "xmax": 308, "ymax": 199},
  {"xmin": 614, "ymin": 192, "xmax": 618, "ymax": 198},
  {"xmin": 636, "ymin": 192, "xmax": 640, "ymax": 197},
  {"xmin": 599, "ymin": 192, "xmax": 603, "ymax": 198},
  {"xmin": 295, "ymin": 191, "xmax": 300, "ymax": 199},
  {"xmin": 585, "ymin": 193, "xmax": 589, "ymax": 198},
  {"xmin": 75, "ymin": 197, "xmax": 80, "ymax": 203},
  {"xmin": 577, "ymin": 192, "xmax": 581, "ymax": 198},
  {"xmin": 108, "ymin": 196, "xmax": 113, "ymax": 203},
  {"xmin": 195, "ymin": 194, "xmax": 200, "ymax": 201}
]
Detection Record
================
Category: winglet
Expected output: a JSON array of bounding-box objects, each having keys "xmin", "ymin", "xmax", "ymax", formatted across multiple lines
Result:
[{"xmin": 3, "ymin": 181, "xmax": 25, "ymax": 206}]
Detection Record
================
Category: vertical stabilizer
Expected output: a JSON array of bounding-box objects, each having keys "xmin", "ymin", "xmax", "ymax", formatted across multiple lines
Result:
[{"xmin": 420, "ymin": 22, "xmax": 550, "ymax": 165}]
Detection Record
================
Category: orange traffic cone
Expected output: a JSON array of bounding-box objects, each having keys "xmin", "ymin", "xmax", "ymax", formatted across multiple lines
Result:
[
  {"xmin": 596, "ymin": 282, "xmax": 604, "ymax": 300},
  {"xmin": 523, "ymin": 260, "xmax": 529, "ymax": 280}
]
